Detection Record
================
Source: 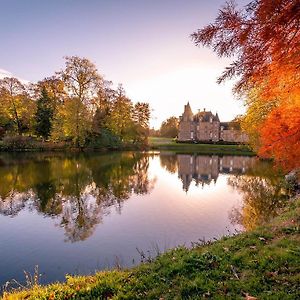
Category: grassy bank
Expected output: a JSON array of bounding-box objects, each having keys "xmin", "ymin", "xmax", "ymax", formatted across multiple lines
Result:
[
  {"xmin": 149, "ymin": 137, "xmax": 255, "ymax": 156},
  {"xmin": 3, "ymin": 198, "xmax": 299, "ymax": 299}
]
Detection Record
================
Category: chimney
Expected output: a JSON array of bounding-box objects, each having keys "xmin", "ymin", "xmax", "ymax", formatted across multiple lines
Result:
[{"xmin": 203, "ymin": 108, "xmax": 206, "ymax": 112}]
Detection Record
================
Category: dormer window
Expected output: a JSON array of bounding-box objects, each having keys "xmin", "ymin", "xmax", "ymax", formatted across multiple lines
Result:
[{"xmin": 210, "ymin": 117, "xmax": 213, "ymax": 123}]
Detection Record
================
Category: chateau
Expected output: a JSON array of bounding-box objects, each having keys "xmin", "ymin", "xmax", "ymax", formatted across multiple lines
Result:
[{"xmin": 178, "ymin": 103, "xmax": 248, "ymax": 143}]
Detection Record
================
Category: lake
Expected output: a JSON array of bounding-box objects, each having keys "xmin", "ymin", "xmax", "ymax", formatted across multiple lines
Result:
[{"xmin": 0, "ymin": 151, "xmax": 286, "ymax": 288}]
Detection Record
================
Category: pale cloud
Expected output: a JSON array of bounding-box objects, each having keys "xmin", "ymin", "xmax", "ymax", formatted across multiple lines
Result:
[
  {"xmin": 0, "ymin": 68, "xmax": 29, "ymax": 84},
  {"xmin": 0, "ymin": 68, "xmax": 13, "ymax": 79}
]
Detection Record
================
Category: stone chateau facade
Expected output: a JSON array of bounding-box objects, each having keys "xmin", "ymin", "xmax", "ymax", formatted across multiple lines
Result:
[{"xmin": 178, "ymin": 103, "xmax": 248, "ymax": 143}]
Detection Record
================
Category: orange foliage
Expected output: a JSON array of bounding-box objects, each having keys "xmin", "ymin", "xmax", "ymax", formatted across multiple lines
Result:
[
  {"xmin": 259, "ymin": 103, "xmax": 300, "ymax": 170},
  {"xmin": 256, "ymin": 62, "xmax": 300, "ymax": 170}
]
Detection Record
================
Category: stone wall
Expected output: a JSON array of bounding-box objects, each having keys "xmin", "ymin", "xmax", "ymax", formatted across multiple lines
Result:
[{"xmin": 220, "ymin": 130, "xmax": 249, "ymax": 143}]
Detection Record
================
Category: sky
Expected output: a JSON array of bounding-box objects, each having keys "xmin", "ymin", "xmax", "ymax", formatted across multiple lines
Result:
[{"xmin": 0, "ymin": 0, "xmax": 248, "ymax": 128}]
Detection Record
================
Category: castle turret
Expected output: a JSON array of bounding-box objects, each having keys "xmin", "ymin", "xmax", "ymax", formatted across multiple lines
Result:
[
  {"xmin": 178, "ymin": 102, "xmax": 195, "ymax": 141},
  {"xmin": 182, "ymin": 102, "xmax": 193, "ymax": 121}
]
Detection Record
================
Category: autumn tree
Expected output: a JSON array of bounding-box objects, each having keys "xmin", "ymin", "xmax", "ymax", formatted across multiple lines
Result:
[
  {"xmin": 192, "ymin": 0, "xmax": 300, "ymax": 170},
  {"xmin": 58, "ymin": 56, "xmax": 103, "ymax": 146},
  {"xmin": 52, "ymin": 97, "xmax": 93, "ymax": 144},
  {"xmin": 92, "ymin": 80, "xmax": 115, "ymax": 134},
  {"xmin": 0, "ymin": 77, "xmax": 35, "ymax": 135},
  {"xmin": 160, "ymin": 116, "xmax": 179, "ymax": 138},
  {"xmin": 132, "ymin": 102, "xmax": 150, "ymax": 144},
  {"xmin": 36, "ymin": 76, "xmax": 66, "ymax": 107},
  {"xmin": 107, "ymin": 85, "xmax": 134, "ymax": 142}
]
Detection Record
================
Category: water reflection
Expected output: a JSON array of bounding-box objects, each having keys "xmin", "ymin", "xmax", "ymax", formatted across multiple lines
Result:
[
  {"xmin": 174, "ymin": 154, "xmax": 255, "ymax": 192},
  {"xmin": 0, "ymin": 152, "xmax": 286, "ymax": 240},
  {"xmin": 227, "ymin": 161, "xmax": 289, "ymax": 230},
  {"xmin": 0, "ymin": 152, "xmax": 154, "ymax": 242},
  {"xmin": 159, "ymin": 153, "xmax": 288, "ymax": 229}
]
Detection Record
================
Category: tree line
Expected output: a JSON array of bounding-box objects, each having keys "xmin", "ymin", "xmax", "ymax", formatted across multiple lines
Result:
[
  {"xmin": 150, "ymin": 116, "xmax": 179, "ymax": 138},
  {"xmin": 0, "ymin": 56, "xmax": 150, "ymax": 148}
]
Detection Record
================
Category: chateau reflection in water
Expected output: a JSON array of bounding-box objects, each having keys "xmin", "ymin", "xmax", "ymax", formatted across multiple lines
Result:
[{"xmin": 177, "ymin": 155, "xmax": 255, "ymax": 192}]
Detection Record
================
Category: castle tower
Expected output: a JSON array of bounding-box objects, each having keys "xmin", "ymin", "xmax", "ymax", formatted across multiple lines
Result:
[
  {"xmin": 182, "ymin": 102, "xmax": 193, "ymax": 121},
  {"xmin": 178, "ymin": 102, "xmax": 195, "ymax": 141}
]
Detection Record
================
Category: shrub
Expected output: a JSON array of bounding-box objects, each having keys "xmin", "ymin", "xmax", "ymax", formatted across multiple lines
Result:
[
  {"xmin": 1, "ymin": 135, "xmax": 37, "ymax": 150},
  {"xmin": 85, "ymin": 129, "xmax": 122, "ymax": 149}
]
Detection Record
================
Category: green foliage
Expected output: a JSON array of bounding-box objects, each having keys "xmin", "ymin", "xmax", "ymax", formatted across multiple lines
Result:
[
  {"xmin": 4, "ymin": 198, "xmax": 300, "ymax": 299},
  {"xmin": 85, "ymin": 128, "xmax": 122, "ymax": 149},
  {"xmin": 160, "ymin": 116, "xmax": 179, "ymax": 138},
  {"xmin": 35, "ymin": 87, "xmax": 54, "ymax": 140}
]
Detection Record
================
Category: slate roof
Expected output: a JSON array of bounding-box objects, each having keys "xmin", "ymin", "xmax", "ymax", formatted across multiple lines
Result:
[{"xmin": 193, "ymin": 111, "xmax": 220, "ymax": 122}]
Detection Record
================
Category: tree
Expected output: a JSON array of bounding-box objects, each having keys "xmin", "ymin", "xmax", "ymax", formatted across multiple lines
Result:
[
  {"xmin": 0, "ymin": 77, "xmax": 36, "ymax": 135},
  {"xmin": 132, "ymin": 102, "xmax": 150, "ymax": 144},
  {"xmin": 91, "ymin": 80, "xmax": 115, "ymax": 134},
  {"xmin": 35, "ymin": 87, "xmax": 54, "ymax": 140},
  {"xmin": 192, "ymin": 0, "xmax": 300, "ymax": 170},
  {"xmin": 259, "ymin": 104, "xmax": 300, "ymax": 170},
  {"xmin": 51, "ymin": 97, "xmax": 92, "ymax": 145},
  {"xmin": 0, "ymin": 77, "xmax": 26, "ymax": 135},
  {"xmin": 108, "ymin": 84, "xmax": 134, "ymax": 142},
  {"xmin": 36, "ymin": 76, "xmax": 66, "ymax": 107},
  {"xmin": 59, "ymin": 56, "xmax": 103, "ymax": 146},
  {"xmin": 160, "ymin": 117, "xmax": 178, "ymax": 138}
]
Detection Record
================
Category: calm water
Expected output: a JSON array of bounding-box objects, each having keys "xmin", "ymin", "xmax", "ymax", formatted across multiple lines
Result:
[{"xmin": 0, "ymin": 151, "xmax": 286, "ymax": 288}]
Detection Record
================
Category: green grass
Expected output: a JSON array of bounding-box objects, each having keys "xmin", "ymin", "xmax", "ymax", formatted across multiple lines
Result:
[
  {"xmin": 3, "ymin": 198, "xmax": 300, "ymax": 299},
  {"xmin": 148, "ymin": 137, "xmax": 176, "ymax": 146},
  {"xmin": 148, "ymin": 137, "xmax": 255, "ymax": 156}
]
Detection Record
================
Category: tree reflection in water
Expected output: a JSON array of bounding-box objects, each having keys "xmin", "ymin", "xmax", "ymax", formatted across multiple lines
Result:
[
  {"xmin": 0, "ymin": 152, "xmax": 154, "ymax": 242},
  {"xmin": 160, "ymin": 153, "xmax": 178, "ymax": 174},
  {"xmin": 228, "ymin": 160, "xmax": 290, "ymax": 231}
]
